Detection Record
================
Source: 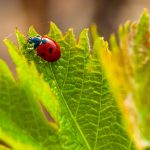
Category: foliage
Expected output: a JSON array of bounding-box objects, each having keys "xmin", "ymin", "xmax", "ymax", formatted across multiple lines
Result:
[
  {"xmin": 99, "ymin": 9, "xmax": 150, "ymax": 150},
  {"xmin": 0, "ymin": 9, "xmax": 150, "ymax": 150}
]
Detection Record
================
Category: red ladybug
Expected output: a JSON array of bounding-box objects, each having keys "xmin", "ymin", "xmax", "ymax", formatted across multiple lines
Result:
[{"xmin": 28, "ymin": 36, "xmax": 61, "ymax": 62}]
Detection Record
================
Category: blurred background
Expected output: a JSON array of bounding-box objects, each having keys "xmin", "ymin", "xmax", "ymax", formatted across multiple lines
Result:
[{"xmin": 0, "ymin": 0, "xmax": 150, "ymax": 70}]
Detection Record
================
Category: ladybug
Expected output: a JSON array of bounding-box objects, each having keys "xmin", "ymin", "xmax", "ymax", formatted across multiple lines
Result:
[{"xmin": 28, "ymin": 36, "xmax": 61, "ymax": 62}]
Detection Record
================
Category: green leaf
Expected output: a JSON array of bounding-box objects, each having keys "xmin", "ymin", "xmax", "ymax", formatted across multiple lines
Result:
[
  {"xmin": 28, "ymin": 26, "xmax": 39, "ymax": 37},
  {"xmin": 48, "ymin": 22, "xmax": 63, "ymax": 41},
  {"xmin": 21, "ymin": 22, "xmax": 133, "ymax": 149},
  {"xmin": 1, "ymin": 40, "xmax": 61, "ymax": 149},
  {"xmin": 16, "ymin": 28, "xmax": 26, "ymax": 51},
  {"xmin": 64, "ymin": 28, "xmax": 76, "ymax": 47},
  {"xmin": 100, "ymin": 9, "xmax": 150, "ymax": 149},
  {"xmin": 0, "ymin": 60, "xmax": 45, "ymax": 150},
  {"xmin": 133, "ymin": 9, "xmax": 150, "ymax": 145},
  {"xmin": 90, "ymin": 23, "xmax": 100, "ymax": 44}
]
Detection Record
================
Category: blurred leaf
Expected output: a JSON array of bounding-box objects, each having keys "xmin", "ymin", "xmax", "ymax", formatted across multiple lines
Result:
[
  {"xmin": 133, "ymin": 9, "xmax": 150, "ymax": 145},
  {"xmin": 0, "ymin": 39, "xmax": 61, "ymax": 150},
  {"xmin": 28, "ymin": 26, "xmax": 39, "ymax": 37},
  {"xmin": 100, "ymin": 9, "xmax": 150, "ymax": 150},
  {"xmin": 90, "ymin": 23, "xmax": 100, "ymax": 44}
]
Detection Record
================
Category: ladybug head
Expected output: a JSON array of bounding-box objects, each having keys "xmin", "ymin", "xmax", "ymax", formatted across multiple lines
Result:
[{"xmin": 28, "ymin": 36, "xmax": 42, "ymax": 49}]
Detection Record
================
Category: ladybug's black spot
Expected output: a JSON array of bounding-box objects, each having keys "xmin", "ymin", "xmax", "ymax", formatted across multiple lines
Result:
[
  {"xmin": 49, "ymin": 48, "xmax": 53, "ymax": 53},
  {"xmin": 41, "ymin": 53, "xmax": 45, "ymax": 57}
]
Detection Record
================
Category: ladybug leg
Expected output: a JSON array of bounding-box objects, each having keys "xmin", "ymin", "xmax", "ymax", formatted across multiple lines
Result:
[
  {"xmin": 38, "ymin": 55, "xmax": 45, "ymax": 63},
  {"xmin": 24, "ymin": 44, "xmax": 35, "ymax": 55},
  {"xmin": 26, "ymin": 47, "xmax": 34, "ymax": 53}
]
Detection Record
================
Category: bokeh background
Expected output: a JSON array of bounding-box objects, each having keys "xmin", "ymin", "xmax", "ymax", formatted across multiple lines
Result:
[{"xmin": 0, "ymin": 0, "xmax": 150, "ymax": 70}]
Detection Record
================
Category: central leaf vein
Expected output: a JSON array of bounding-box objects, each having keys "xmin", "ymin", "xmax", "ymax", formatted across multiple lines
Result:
[{"xmin": 49, "ymin": 63, "xmax": 91, "ymax": 150}]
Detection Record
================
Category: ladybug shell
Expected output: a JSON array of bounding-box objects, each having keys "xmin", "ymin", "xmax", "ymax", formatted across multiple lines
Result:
[{"xmin": 36, "ymin": 38, "xmax": 61, "ymax": 62}]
